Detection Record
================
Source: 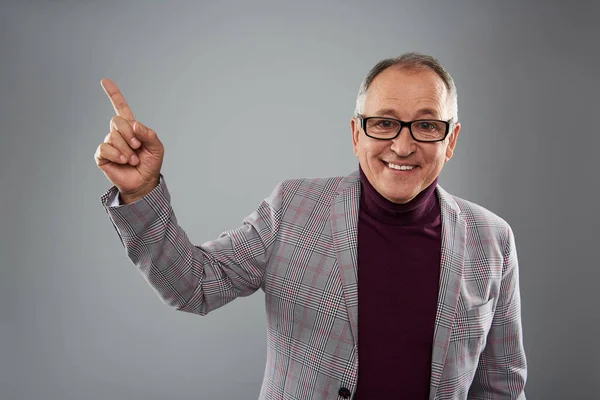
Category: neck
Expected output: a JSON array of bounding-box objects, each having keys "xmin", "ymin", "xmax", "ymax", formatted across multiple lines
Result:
[{"xmin": 359, "ymin": 165, "xmax": 439, "ymax": 226}]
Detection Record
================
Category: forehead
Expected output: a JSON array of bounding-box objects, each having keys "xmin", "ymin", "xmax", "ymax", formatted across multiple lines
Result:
[{"xmin": 364, "ymin": 67, "xmax": 450, "ymax": 116}]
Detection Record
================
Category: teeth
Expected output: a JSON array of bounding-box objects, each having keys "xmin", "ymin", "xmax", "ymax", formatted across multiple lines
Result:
[{"xmin": 388, "ymin": 163, "xmax": 414, "ymax": 171}]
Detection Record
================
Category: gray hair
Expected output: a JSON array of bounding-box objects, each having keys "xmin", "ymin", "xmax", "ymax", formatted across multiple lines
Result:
[{"xmin": 354, "ymin": 52, "xmax": 458, "ymax": 121}]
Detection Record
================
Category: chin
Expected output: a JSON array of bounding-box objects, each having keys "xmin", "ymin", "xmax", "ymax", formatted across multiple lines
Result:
[
  {"xmin": 391, "ymin": 196, "xmax": 413, "ymax": 204},
  {"xmin": 385, "ymin": 191, "xmax": 415, "ymax": 204},
  {"xmin": 383, "ymin": 183, "xmax": 418, "ymax": 199}
]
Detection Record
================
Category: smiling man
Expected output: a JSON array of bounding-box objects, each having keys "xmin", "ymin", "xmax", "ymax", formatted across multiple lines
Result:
[
  {"xmin": 97, "ymin": 52, "xmax": 527, "ymax": 399},
  {"xmin": 351, "ymin": 61, "xmax": 459, "ymax": 204}
]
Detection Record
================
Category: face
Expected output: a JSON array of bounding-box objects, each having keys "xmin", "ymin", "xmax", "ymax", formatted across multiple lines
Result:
[{"xmin": 351, "ymin": 67, "xmax": 461, "ymax": 204}]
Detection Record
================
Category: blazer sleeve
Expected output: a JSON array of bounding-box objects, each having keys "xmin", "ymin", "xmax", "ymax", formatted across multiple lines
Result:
[
  {"xmin": 100, "ymin": 175, "xmax": 282, "ymax": 315},
  {"xmin": 468, "ymin": 225, "xmax": 528, "ymax": 399}
]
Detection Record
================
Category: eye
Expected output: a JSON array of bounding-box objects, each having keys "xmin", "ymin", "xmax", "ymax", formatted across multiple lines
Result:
[
  {"xmin": 378, "ymin": 120, "xmax": 392, "ymax": 128},
  {"xmin": 417, "ymin": 121, "xmax": 436, "ymax": 130},
  {"xmin": 364, "ymin": 118, "xmax": 399, "ymax": 137}
]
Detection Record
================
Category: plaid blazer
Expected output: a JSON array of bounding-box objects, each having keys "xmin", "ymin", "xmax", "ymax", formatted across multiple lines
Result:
[{"xmin": 101, "ymin": 170, "xmax": 527, "ymax": 400}]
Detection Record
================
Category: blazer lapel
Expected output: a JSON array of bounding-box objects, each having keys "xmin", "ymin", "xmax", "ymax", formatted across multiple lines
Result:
[
  {"xmin": 329, "ymin": 172, "xmax": 361, "ymax": 346},
  {"xmin": 429, "ymin": 186, "xmax": 466, "ymax": 400}
]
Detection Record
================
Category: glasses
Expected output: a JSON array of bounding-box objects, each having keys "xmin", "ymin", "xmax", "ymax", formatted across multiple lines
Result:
[{"xmin": 358, "ymin": 115, "xmax": 452, "ymax": 142}]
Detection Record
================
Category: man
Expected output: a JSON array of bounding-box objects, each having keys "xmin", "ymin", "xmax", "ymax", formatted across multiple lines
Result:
[{"xmin": 96, "ymin": 52, "xmax": 527, "ymax": 399}]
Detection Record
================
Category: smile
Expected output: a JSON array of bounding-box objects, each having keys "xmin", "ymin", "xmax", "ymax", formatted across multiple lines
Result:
[{"xmin": 385, "ymin": 161, "xmax": 417, "ymax": 171}]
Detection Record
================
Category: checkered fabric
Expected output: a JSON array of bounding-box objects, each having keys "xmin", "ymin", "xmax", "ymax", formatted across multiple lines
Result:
[{"xmin": 101, "ymin": 170, "xmax": 526, "ymax": 399}]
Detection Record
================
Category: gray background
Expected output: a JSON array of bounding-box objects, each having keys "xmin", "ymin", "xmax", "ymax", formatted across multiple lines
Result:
[{"xmin": 1, "ymin": 0, "xmax": 599, "ymax": 399}]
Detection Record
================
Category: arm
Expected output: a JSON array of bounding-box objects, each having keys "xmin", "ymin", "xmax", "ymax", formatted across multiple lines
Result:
[
  {"xmin": 468, "ymin": 225, "xmax": 527, "ymax": 399},
  {"xmin": 100, "ymin": 175, "xmax": 282, "ymax": 315}
]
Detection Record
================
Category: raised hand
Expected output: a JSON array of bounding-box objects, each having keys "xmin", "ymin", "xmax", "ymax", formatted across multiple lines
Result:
[{"xmin": 95, "ymin": 79, "xmax": 164, "ymax": 204}]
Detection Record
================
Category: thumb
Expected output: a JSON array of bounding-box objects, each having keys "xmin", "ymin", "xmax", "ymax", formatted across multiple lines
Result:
[{"xmin": 133, "ymin": 121, "xmax": 162, "ymax": 150}]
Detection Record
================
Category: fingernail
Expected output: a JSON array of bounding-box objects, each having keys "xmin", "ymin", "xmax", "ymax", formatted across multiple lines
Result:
[
  {"xmin": 131, "ymin": 138, "xmax": 141, "ymax": 147},
  {"xmin": 130, "ymin": 154, "xmax": 139, "ymax": 164},
  {"xmin": 120, "ymin": 155, "xmax": 127, "ymax": 163}
]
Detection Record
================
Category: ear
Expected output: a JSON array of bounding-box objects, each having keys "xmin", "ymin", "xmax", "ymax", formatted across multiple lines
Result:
[
  {"xmin": 444, "ymin": 122, "xmax": 461, "ymax": 161},
  {"xmin": 350, "ymin": 117, "xmax": 360, "ymax": 158}
]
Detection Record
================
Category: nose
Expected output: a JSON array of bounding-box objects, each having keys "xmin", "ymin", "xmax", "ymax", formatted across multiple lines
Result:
[{"xmin": 390, "ymin": 126, "xmax": 415, "ymax": 157}]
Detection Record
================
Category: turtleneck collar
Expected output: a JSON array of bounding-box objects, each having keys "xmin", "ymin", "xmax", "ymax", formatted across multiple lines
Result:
[{"xmin": 359, "ymin": 165, "xmax": 440, "ymax": 226}]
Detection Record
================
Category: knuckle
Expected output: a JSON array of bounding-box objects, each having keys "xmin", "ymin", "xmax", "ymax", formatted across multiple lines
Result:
[
  {"xmin": 98, "ymin": 142, "xmax": 110, "ymax": 155},
  {"xmin": 105, "ymin": 131, "xmax": 119, "ymax": 144},
  {"xmin": 110, "ymin": 115, "xmax": 130, "ymax": 132},
  {"xmin": 96, "ymin": 143, "xmax": 111, "ymax": 162},
  {"xmin": 115, "ymin": 99, "xmax": 127, "ymax": 110},
  {"xmin": 110, "ymin": 116, "xmax": 119, "ymax": 129}
]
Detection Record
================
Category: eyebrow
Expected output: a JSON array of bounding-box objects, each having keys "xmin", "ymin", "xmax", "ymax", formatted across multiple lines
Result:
[{"xmin": 373, "ymin": 108, "xmax": 441, "ymax": 119}]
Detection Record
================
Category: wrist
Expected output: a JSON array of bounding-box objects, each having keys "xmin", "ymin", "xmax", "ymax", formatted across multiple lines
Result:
[{"xmin": 119, "ymin": 177, "xmax": 159, "ymax": 205}]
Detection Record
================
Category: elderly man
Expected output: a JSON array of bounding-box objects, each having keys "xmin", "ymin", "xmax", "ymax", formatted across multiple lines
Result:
[{"xmin": 96, "ymin": 52, "xmax": 527, "ymax": 399}]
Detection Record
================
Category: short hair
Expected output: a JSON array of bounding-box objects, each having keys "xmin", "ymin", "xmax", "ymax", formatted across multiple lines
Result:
[{"xmin": 354, "ymin": 52, "xmax": 458, "ymax": 121}]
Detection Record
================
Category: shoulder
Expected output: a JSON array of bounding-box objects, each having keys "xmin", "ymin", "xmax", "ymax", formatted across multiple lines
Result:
[
  {"xmin": 275, "ymin": 170, "xmax": 361, "ymax": 203},
  {"xmin": 255, "ymin": 171, "xmax": 359, "ymax": 229},
  {"xmin": 438, "ymin": 186, "xmax": 510, "ymax": 228},
  {"xmin": 437, "ymin": 186, "xmax": 514, "ymax": 246}
]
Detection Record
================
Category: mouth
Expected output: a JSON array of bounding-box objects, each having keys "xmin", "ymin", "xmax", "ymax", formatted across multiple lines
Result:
[{"xmin": 383, "ymin": 160, "xmax": 418, "ymax": 172}]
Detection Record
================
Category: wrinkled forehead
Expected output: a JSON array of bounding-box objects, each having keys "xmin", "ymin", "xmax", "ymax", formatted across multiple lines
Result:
[{"xmin": 364, "ymin": 67, "xmax": 452, "ymax": 117}]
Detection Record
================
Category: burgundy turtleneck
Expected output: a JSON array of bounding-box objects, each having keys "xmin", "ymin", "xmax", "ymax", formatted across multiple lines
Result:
[{"xmin": 353, "ymin": 166, "xmax": 442, "ymax": 400}]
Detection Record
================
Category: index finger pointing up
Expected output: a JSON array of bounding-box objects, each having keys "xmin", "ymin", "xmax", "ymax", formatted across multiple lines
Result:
[{"xmin": 100, "ymin": 78, "xmax": 135, "ymax": 122}]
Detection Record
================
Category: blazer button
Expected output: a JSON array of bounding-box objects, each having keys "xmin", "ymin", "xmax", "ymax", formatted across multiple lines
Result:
[{"xmin": 338, "ymin": 387, "xmax": 351, "ymax": 399}]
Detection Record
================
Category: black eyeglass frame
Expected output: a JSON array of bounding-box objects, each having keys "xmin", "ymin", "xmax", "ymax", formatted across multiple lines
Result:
[{"xmin": 357, "ymin": 115, "xmax": 453, "ymax": 143}]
